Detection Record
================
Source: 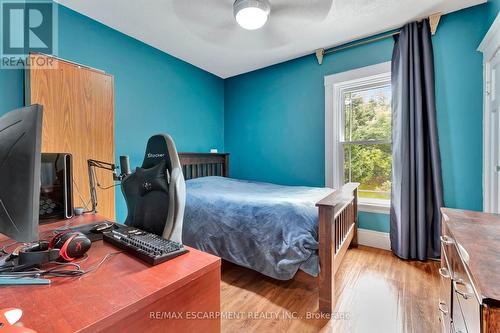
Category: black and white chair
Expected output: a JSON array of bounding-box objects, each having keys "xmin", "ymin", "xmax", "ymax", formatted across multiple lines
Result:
[{"xmin": 121, "ymin": 134, "xmax": 186, "ymax": 243}]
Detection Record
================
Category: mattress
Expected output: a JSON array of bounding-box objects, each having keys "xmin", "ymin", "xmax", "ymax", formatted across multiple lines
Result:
[{"xmin": 182, "ymin": 176, "xmax": 333, "ymax": 280}]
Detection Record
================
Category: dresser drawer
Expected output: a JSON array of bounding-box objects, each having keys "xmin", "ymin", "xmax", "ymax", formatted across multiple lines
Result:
[
  {"xmin": 440, "ymin": 208, "xmax": 500, "ymax": 333},
  {"xmin": 440, "ymin": 224, "xmax": 454, "ymax": 273},
  {"xmin": 439, "ymin": 312, "xmax": 446, "ymax": 333},
  {"xmin": 440, "ymin": 233, "xmax": 461, "ymax": 277},
  {"xmin": 439, "ymin": 245, "xmax": 452, "ymax": 333},
  {"xmin": 452, "ymin": 246, "xmax": 481, "ymax": 333},
  {"xmin": 452, "ymin": 291, "xmax": 468, "ymax": 333},
  {"xmin": 440, "ymin": 228, "xmax": 481, "ymax": 333}
]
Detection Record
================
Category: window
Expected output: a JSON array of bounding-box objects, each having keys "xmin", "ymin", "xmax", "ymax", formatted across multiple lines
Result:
[{"xmin": 325, "ymin": 62, "xmax": 392, "ymax": 213}]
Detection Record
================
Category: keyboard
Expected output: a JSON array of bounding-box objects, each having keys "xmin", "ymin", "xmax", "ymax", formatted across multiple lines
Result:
[{"xmin": 102, "ymin": 225, "xmax": 188, "ymax": 265}]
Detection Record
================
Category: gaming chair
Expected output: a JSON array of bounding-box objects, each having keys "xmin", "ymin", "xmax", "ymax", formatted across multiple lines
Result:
[{"xmin": 121, "ymin": 134, "xmax": 186, "ymax": 243}]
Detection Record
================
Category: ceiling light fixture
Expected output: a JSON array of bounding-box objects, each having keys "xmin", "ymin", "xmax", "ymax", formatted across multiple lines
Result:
[{"xmin": 233, "ymin": 0, "xmax": 271, "ymax": 30}]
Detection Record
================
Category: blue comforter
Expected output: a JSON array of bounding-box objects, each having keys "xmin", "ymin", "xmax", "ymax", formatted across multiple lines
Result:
[{"xmin": 182, "ymin": 177, "xmax": 333, "ymax": 280}]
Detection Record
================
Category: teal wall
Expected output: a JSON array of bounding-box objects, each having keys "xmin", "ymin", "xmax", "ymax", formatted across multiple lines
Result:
[
  {"xmin": 488, "ymin": 0, "xmax": 500, "ymax": 23},
  {"xmin": 433, "ymin": 4, "xmax": 493, "ymax": 217},
  {"xmin": 224, "ymin": 38, "xmax": 394, "ymax": 232},
  {"xmin": 0, "ymin": 5, "xmax": 225, "ymax": 221},
  {"xmin": 0, "ymin": 70, "xmax": 23, "ymax": 113},
  {"xmin": 225, "ymin": 3, "xmax": 497, "ymax": 233},
  {"xmin": 224, "ymin": 37, "xmax": 394, "ymax": 188},
  {"xmin": 0, "ymin": 2, "xmax": 498, "ymax": 231},
  {"xmin": 58, "ymin": 8, "xmax": 224, "ymax": 221}
]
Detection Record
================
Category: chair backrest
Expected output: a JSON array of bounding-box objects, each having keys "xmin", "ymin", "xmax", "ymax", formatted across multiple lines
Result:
[{"xmin": 121, "ymin": 134, "xmax": 186, "ymax": 243}]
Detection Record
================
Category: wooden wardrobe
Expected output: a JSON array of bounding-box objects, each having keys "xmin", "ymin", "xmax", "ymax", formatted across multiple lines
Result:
[{"xmin": 25, "ymin": 53, "xmax": 116, "ymax": 219}]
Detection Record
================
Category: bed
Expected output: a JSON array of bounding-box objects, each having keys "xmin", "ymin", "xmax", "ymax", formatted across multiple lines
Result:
[{"xmin": 179, "ymin": 153, "xmax": 359, "ymax": 313}]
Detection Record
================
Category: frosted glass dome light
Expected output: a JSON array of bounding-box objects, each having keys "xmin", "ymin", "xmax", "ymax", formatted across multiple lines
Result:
[{"xmin": 234, "ymin": 0, "xmax": 271, "ymax": 30}]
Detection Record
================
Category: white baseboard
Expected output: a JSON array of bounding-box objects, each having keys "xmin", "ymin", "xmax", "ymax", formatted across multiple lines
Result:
[{"xmin": 358, "ymin": 228, "xmax": 391, "ymax": 251}]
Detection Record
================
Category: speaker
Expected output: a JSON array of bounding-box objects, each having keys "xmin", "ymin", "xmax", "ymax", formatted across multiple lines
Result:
[{"xmin": 39, "ymin": 153, "xmax": 74, "ymax": 222}]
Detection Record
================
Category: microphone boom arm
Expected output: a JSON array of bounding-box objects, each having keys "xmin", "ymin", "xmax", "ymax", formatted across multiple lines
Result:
[{"xmin": 87, "ymin": 159, "xmax": 123, "ymax": 214}]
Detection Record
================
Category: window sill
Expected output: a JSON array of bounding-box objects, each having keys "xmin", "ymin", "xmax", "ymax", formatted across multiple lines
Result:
[{"xmin": 358, "ymin": 199, "xmax": 390, "ymax": 214}]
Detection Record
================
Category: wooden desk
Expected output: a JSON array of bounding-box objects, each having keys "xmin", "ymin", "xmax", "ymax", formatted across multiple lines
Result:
[{"xmin": 0, "ymin": 215, "xmax": 221, "ymax": 333}]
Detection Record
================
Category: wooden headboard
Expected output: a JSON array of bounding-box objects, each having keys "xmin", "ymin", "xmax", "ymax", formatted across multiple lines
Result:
[{"xmin": 179, "ymin": 153, "xmax": 230, "ymax": 180}]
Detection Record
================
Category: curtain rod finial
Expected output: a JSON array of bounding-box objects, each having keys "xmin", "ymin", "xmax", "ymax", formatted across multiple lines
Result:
[
  {"xmin": 429, "ymin": 12, "xmax": 442, "ymax": 35},
  {"xmin": 316, "ymin": 49, "xmax": 324, "ymax": 65}
]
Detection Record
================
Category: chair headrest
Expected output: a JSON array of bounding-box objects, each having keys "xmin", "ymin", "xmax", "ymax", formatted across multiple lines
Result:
[{"xmin": 141, "ymin": 134, "xmax": 172, "ymax": 170}]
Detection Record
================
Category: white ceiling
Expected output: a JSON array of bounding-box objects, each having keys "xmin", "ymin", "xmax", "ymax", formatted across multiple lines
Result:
[{"xmin": 56, "ymin": 0, "xmax": 485, "ymax": 78}]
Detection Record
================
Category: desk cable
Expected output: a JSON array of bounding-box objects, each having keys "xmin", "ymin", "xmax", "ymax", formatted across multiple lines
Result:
[{"xmin": 0, "ymin": 251, "xmax": 123, "ymax": 278}]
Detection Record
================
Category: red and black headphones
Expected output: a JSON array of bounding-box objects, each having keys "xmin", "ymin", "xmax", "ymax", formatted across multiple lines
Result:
[{"xmin": 17, "ymin": 231, "xmax": 91, "ymax": 267}]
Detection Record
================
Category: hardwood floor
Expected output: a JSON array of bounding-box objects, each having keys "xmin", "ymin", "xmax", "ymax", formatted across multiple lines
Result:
[{"xmin": 220, "ymin": 246, "xmax": 440, "ymax": 333}]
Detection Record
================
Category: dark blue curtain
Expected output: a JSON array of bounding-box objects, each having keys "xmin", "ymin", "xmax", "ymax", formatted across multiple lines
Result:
[{"xmin": 390, "ymin": 20, "xmax": 444, "ymax": 260}]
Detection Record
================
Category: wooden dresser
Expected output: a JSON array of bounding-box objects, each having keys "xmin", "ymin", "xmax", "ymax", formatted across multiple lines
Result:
[{"xmin": 439, "ymin": 209, "xmax": 500, "ymax": 333}]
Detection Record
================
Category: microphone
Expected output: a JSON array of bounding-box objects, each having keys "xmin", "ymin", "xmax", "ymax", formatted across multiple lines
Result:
[{"xmin": 119, "ymin": 156, "xmax": 131, "ymax": 177}]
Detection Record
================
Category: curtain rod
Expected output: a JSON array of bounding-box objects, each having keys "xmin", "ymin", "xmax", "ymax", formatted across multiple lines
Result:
[
  {"xmin": 323, "ymin": 31, "xmax": 400, "ymax": 55},
  {"xmin": 315, "ymin": 12, "xmax": 442, "ymax": 65}
]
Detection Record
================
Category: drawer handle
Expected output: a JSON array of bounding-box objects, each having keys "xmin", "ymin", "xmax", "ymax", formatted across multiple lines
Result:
[
  {"xmin": 440, "ymin": 235, "xmax": 454, "ymax": 245},
  {"xmin": 438, "ymin": 267, "xmax": 450, "ymax": 279},
  {"xmin": 438, "ymin": 301, "xmax": 449, "ymax": 315},
  {"xmin": 454, "ymin": 279, "xmax": 473, "ymax": 299}
]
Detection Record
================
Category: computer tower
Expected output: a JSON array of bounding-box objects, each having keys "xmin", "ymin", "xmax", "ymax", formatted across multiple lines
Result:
[{"xmin": 39, "ymin": 153, "xmax": 74, "ymax": 222}]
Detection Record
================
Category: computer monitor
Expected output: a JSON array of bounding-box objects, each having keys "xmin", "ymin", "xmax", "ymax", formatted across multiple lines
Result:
[{"xmin": 0, "ymin": 105, "xmax": 43, "ymax": 242}]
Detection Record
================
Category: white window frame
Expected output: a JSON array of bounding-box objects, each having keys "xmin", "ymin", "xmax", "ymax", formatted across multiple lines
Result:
[
  {"xmin": 479, "ymin": 13, "xmax": 500, "ymax": 213},
  {"xmin": 324, "ymin": 62, "xmax": 392, "ymax": 214}
]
